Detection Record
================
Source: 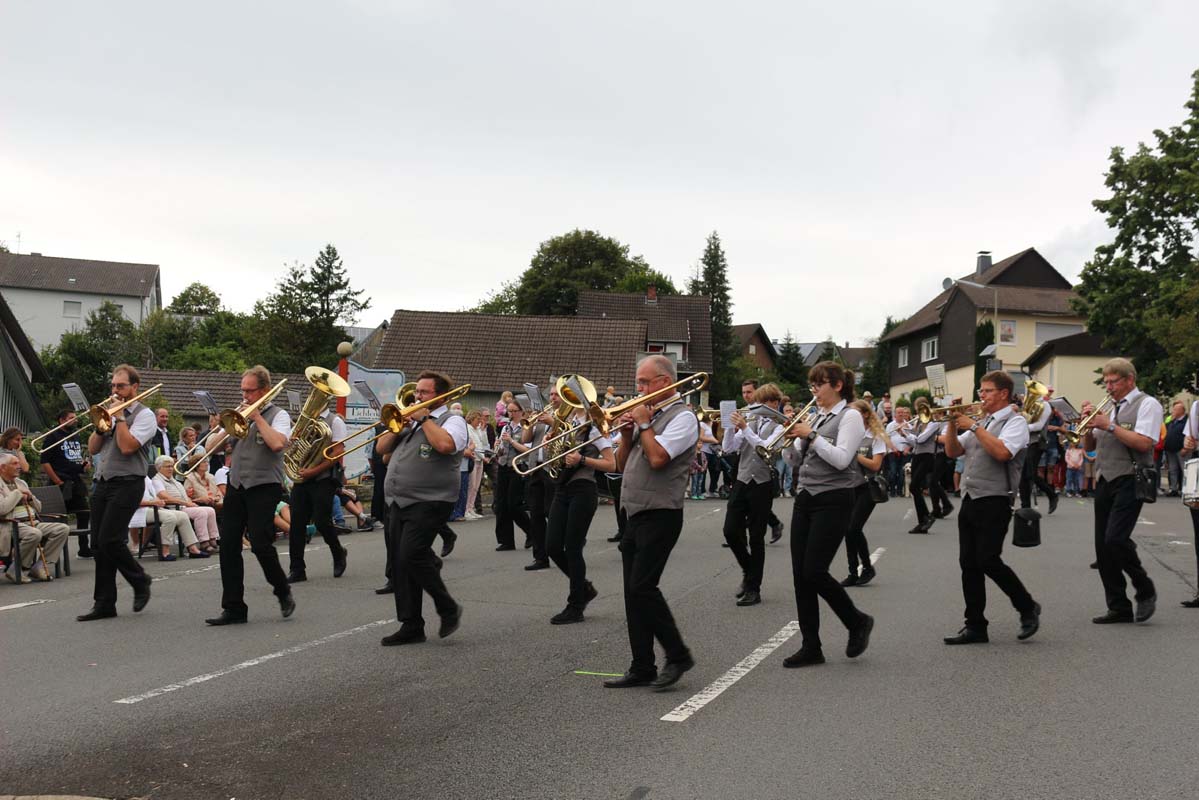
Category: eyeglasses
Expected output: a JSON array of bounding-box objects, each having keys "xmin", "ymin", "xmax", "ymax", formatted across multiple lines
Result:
[
  {"xmin": 809, "ymin": 381, "xmax": 828, "ymax": 392},
  {"xmin": 635, "ymin": 375, "xmax": 670, "ymax": 388},
  {"xmin": 111, "ymin": 382, "xmax": 130, "ymax": 389},
  {"xmin": 1101, "ymin": 376, "xmax": 1128, "ymax": 386}
]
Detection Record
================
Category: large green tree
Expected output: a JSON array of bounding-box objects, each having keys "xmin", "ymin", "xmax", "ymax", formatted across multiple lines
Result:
[
  {"xmin": 688, "ymin": 231, "xmax": 738, "ymax": 400},
  {"xmin": 1074, "ymin": 69, "xmax": 1199, "ymax": 392},
  {"xmin": 612, "ymin": 257, "xmax": 679, "ymax": 295},
  {"xmin": 167, "ymin": 282, "xmax": 223, "ymax": 315},
  {"xmin": 514, "ymin": 229, "xmax": 644, "ymax": 315}
]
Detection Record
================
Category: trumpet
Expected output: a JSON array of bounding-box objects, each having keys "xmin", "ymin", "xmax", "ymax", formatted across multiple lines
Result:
[
  {"xmin": 323, "ymin": 382, "xmax": 471, "ymax": 459},
  {"xmin": 925, "ymin": 402, "xmax": 986, "ymax": 423},
  {"xmin": 32, "ymin": 384, "xmax": 164, "ymax": 453},
  {"xmin": 754, "ymin": 399, "xmax": 817, "ymax": 460},
  {"xmin": 1061, "ymin": 396, "xmax": 1114, "ymax": 445}
]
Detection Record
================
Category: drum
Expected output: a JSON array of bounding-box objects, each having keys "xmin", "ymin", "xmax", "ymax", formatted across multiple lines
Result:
[{"xmin": 1183, "ymin": 457, "xmax": 1199, "ymax": 509}]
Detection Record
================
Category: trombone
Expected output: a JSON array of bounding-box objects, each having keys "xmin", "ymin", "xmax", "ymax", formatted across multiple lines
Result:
[
  {"xmin": 32, "ymin": 384, "xmax": 164, "ymax": 453},
  {"xmin": 512, "ymin": 375, "xmax": 599, "ymax": 477},
  {"xmin": 323, "ymin": 383, "xmax": 471, "ymax": 459},
  {"xmin": 1061, "ymin": 396, "xmax": 1114, "ymax": 445},
  {"xmin": 515, "ymin": 373, "xmax": 709, "ymax": 476},
  {"xmin": 754, "ymin": 398, "xmax": 817, "ymax": 460},
  {"xmin": 176, "ymin": 379, "xmax": 288, "ymax": 475}
]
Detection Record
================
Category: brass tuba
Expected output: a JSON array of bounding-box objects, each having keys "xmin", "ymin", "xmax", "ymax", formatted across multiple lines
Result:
[
  {"xmin": 1022, "ymin": 379, "xmax": 1049, "ymax": 422},
  {"xmin": 283, "ymin": 366, "xmax": 352, "ymax": 483}
]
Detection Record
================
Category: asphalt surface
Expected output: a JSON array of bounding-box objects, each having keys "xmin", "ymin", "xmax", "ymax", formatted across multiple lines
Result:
[{"xmin": 3, "ymin": 493, "xmax": 1198, "ymax": 800}]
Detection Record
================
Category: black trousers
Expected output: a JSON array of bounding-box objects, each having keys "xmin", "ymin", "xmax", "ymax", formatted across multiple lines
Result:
[
  {"xmin": 390, "ymin": 500, "xmax": 457, "ymax": 630},
  {"xmin": 723, "ymin": 479, "xmax": 773, "ymax": 591},
  {"xmin": 220, "ymin": 483, "xmax": 290, "ymax": 614},
  {"xmin": 910, "ymin": 453, "xmax": 949, "ymax": 523},
  {"xmin": 957, "ymin": 495, "xmax": 1035, "ymax": 629},
  {"xmin": 1019, "ymin": 440, "xmax": 1058, "ymax": 507},
  {"xmin": 1191, "ymin": 507, "xmax": 1199, "ymax": 580},
  {"xmin": 620, "ymin": 508, "xmax": 690, "ymax": 675},
  {"xmin": 525, "ymin": 474, "xmax": 555, "ymax": 561},
  {"xmin": 60, "ymin": 476, "xmax": 91, "ymax": 552},
  {"xmin": 706, "ymin": 453, "xmax": 722, "ymax": 494},
  {"xmin": 608, "ymin": 476, "xmax": 627, "ymax": 540},
  {"xmin": 494, "ymin": 466, "xmax": 530, "ymax": 547},
  {"xmin": 90, "ymin": 476, "xmax": 149, "ymax": 609},
  {"xmin": 547, "ymin": 480, "xmax": 598, "ymax": 607},
  {"xmin": 1094, "ymin": 476, "xmax": 1155, "ymax": 613},
  {"xmin": 845, "ymin": 484, "xmax": 876, "ymax": 574},
  {"xmin": 791, "ymin": 489, "xmax": 863, "ymax": 650},
  {"xmin": 289, "ymin": 477, "xmax": 344, "ymax": 574}
]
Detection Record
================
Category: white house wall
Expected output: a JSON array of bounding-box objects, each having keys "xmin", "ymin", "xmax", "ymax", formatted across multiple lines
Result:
[{"xmin": 0, "ymin": 286, "xmax": 150, "ymax": 350}]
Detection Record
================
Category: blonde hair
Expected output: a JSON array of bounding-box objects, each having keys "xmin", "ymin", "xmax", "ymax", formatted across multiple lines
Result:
[{"xmin": 850, "ymin": 399, "xmax": 886, "ymax": 440}]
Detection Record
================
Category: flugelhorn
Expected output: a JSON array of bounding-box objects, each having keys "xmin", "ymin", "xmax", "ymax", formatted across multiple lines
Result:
[
  {"xmin": 324, "ymin": 382, "xmax": 471, "ymax": 459},
  {"xmin": 32, "ymin": 384, "xmax": 164, "ymax": 453}
]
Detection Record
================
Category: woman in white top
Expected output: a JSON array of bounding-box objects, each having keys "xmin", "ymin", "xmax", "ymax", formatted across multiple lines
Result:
[
  {"xmin": 841, "ymin": 399, "xmax": 889, "ymax": 588},
  {"xmin": 464, "ymin": 411, "xmax": 491, "ymax": 521},
  {"xmin": 152, "ymin": 455, "xmax": 219, "ymax": 551},
  {"xmin": 131, "ymin": 476, "xmax": 208, "ymax": 560}
]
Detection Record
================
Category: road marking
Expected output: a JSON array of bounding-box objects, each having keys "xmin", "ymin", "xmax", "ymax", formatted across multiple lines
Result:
[
  {"xmin": 870, "ymin": 547, "xmax": 886, "ymax": 565},
  {"xmin": 0, "ymin": 598, "xmax": 56, "ymax": 612},
  {"xmin": 114, "ymin": 619, "xmax": 392, "ymax": 705},
  {"xmin": 660, "ymin": 621, "xmax": 800, "ymax": 723},
  {"xmin": 574, "ymin": 670, "xmax": 624, "ymax": 677},
  {"xmin": 1170, "ymin": 540, "xmax": 1191, "ymax": 546},
  {"xmin": 1138, "ymin": 518, "xmax": 1156, "ymax": 525},
  {"xmin": 902, "ymin": 509, "xmax": 913, "ymax": 521}
]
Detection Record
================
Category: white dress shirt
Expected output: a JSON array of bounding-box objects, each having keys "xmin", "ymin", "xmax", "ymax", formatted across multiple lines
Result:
[
  {"xmin": 1113, "ymin": 388, "xmax": 1163, "ymax": 442},
  {"xmin": 957, "ymin": 404, "xmax": 1029, "ymax": 457},
  {"xmin": 797, "ymin": 400, "xmax": 865, "ymax": 470}
]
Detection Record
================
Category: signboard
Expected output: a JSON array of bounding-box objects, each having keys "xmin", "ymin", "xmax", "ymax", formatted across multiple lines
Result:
[
  {"xmin": 62, "ymin": 383, "xmax": 90, "ymax": 413},
  {"xmin": 192, "ymin": 390, "xmax": 220, "ymax": 416},
  {"xmin": 924, "ymin": 364, "xmax": 948, "ymax": 400},
  {"xmin": 341, "ymin": 362, "xmax": 408, "ymax": 479}
]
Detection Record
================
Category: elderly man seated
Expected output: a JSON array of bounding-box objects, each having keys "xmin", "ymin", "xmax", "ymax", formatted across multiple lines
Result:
[{"xmin": 0, "ymin": 453, "xmax": 69, "ymax": 582}]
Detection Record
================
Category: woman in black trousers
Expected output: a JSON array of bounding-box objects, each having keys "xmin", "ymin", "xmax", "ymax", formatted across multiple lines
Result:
[{"xmin": 841, "ymin": 399, "xmax": 889, "ymax": 587}]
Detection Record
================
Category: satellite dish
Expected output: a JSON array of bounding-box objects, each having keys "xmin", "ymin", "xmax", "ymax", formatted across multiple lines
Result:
[{"xmin": 942, "ymin": 277, "xmax": 954, "ymax": 291}]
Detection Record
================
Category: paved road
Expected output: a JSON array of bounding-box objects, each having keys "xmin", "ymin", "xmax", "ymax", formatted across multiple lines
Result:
[{"xmin": 3, "ymin": 494, "xmax": 1198, "ymax": 800}]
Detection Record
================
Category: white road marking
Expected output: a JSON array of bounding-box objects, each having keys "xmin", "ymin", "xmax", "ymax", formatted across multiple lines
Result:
[
  {"xmin": 114, "ymin": 619, "xmax": 392, "ymax": 705},
  {"xmin": 1138, "ymin": 518, "xmax": 1156, "ymax": 525},
  {"xmin": 1170, "ymin": 540, "xmax": 1191, "ymax": 546},
  {"xmin": 870, "ymin": 547, "xmax": 886, "ymax": 564},
  {"xmin": 902, "ymin": 508, "xmax": 913, "ymax": 521},
  {"xmin": 660, "ymin": 621, "xmax": 800, "ymax": 723},
  {"xmin": 0, "ymin": 598, "xmax": 56, "ymax": 612}
]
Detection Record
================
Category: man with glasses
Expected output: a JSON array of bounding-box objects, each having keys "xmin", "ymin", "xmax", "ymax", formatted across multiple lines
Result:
[
  {"xmin": 493, "ymin": 403, "xmax": 532, "ymax": 552},
  {"xmin": 78, "ymin": 365, "xmax": 158, "ymax": 621},
  {"xmin": 1082, "ymin": 358, "xmax": 1163, "ymax": 624},
  {"xmin": 205, "ymin": 365, "xmax": 296, "ymax": 625}
]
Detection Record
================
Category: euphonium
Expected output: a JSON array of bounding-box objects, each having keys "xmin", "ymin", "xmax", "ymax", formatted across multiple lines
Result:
[
  {"xmin": 283, "ymin": 366, "xmax": 352, "ymax": 483},
  {"xmin": 1022, "ymin": 379, "xmax": 1049, "ymax": 422}
]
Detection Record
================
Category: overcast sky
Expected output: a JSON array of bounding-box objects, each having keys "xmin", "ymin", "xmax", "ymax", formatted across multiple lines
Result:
[{"xmin": 2, "ymin": 1, "xmax": 1197, "ymax": 346}]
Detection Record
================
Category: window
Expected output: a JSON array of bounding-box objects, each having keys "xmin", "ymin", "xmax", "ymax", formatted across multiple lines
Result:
[
  {"xmin": 999, "ymin": 320, "xmax": 1017, "ymax": 345},
  {"xmin": 898, "ymin": 345, "xmax": 909, "ymax": 369},
  {"xmin": 748, "ymin": 343, "xmax": 757, "ymax": 355},
  {"xmin": 921, "ymin": 337, "xmax": 938, "ymax": 362},
  {"xmin": 63, "ymin": 301, "xmax": 81, "ymax": 318},
  {"xmin": 645, "ymin": 343, "xmax": 664, "ymax": 353}
]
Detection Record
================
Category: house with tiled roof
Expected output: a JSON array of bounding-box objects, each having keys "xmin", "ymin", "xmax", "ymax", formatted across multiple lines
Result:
[
  {"xmin": 732, "ymin": 323, "xmax": 777, "ymax": 373},
  {"xmin": 139, "ymin": 368, "xmax": 321, "ymax": 427},
  {"xmin": 0, "ymin": 293, "xmax": 48, "ymax": 431},
  {"xmin": 575, "ymin": 288, "xmax": 713, "ymax": 376},
  {"xmin": 0, "ymin": 251, "xmax": 162, "ymax": 349},
  {"xmin": 881, "ymin": 248, "xmax": 1086, "ymax": 402}
]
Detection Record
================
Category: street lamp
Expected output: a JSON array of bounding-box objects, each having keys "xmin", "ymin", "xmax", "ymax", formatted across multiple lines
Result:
[{"xmin": 943, "ymin": 276, "xmax": 999, "ymax": 351}]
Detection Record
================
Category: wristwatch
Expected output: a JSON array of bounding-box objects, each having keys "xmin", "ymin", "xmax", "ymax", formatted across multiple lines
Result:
[
  {"xmin": 637, "ymin": 421, "xmax": 653, "ymax": 433},
  {"xmin": 1107, "ymin": 421, "xmax": 1116, "ymax": 433},
  {"xmin": 805, "ymin": 430, "xmax": 818, "ymax": 443}
]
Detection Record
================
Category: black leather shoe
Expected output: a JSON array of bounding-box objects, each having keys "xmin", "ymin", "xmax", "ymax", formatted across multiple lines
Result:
[
  {"xmin": 1089, "ymin": 560, "xmax": 1099, "ymax": 569},
  {"xmin": 133, "ymin": 576, "xmax": 152, "ymax": 613},
  {"xmin": 1181, "ymin": 596, "xmax": 1199, "ymax": 608},
  {"xmin": 495, "ymin": 544, "xmax": 515, "ymax": 552},
  {"xmin": 583, "ymin": 581, "xmax": 598, "ymax": 607},
  {"xmin": 279, "ymin": 593, "xmax": 296, "ymax": 618},
  {"xmin": 770, "ymin": 522, "xmax": 784, "ymax": 543},
  {"xmin": 1092, "ymin": 609, "xmax": 1134, "ymax": 624},
  {"xmin": 550, "ymin": 606, "xmax": 584, "ymax": 625},
  {"xmin": 333, "ymin": 548, "xmax": 347, "ymax": 578},
  {"xmin": 374, "ymin": 582, "xmax": 394, "ymax": 595},
  {"xmin": 523, "ymin": 538, "xmax": 533, "ymax": 549},
  {"xmin": 840, "ymin": 573, "xmax": 859, "ymax": 587},
  {"xmin": 908, "ymin": 524, "xmax": 924, "ymax": 534},
  {"xmin": 735, "ymin": 580, "xmax": 748, "ymax": 599},
  {"xmin": 606, "ymin": 535, "xmax": 622, "ymax": 543},
  {"xmin": 77, "ymin": 606, "xmax": 117, "ymax": 622},
  {"xmin": 651, "ymin": 656, "xmax": 695, "ymax": 691},
  {"xmin": 603, "ymin": 671, "xmax": 656, "ymax": 688},
  {"xmin": 439, "ymin": 603, "xmax": 463, "ymax": 638},
  {"xmin": 286, "ymin": 571, "xmax": 307, "ymax": 583},
  {"xmin": 1135, "ymin": 594, "xmax": 1156, "ymax": 623},
  {"xmin": 857, "ymin": 566, "xmax": 877, "ymax": 586},
  {"xmin": 1017, "ymin": 602, "xmax": 1041, "ymax": 640},
  {"xmin": 1047, "ymin": 493, "xmax": 1059, "ymax": 515},
  {"xmin": 939, "ymin": 501, "xmax": 955, "ymax": 517},
  {"xmin": 205, "ymin": 611, "xmax": 248, "ymax": 626},
  {"xmin": 944, "ymin": 627, "xmax": 989, "ymax": 645},
  {"xmin": 736, "ymin": 590, "xmax": 761, "ymax": 607},
  {"xmin": 441, "ymin": 531, "xmax": 457, "ymax": 558},
  {"xmin": 846, "ymin": 613, "xmax": 874, "ymax": 658},
  {"xmin": 381, "ymin": 628, "xmax": 426, "ymax": 646},
  {"xmin": 782, "ymin": 647, "xmax": 825, "ymax": 668},
  {"xmin": 524, "ymin": 560, "xmax": 550, "ymax": 571},
  {"xmin": 78, "ymin": 548, "xmax": 94, "ymax": 559}
]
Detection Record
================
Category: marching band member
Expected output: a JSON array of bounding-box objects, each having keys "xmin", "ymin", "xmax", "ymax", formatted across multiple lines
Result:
[
  {"xmin": 782, "ymin": 362, "xmax": 874, "ymax": 668},
  {"xmin": 493, "ymin": 402, "xmax": 532, "ymax": 552},
  {"xmin": 841, "ymin": 399, "xmax": 888, "ymax": 587},
  {"xmin": 604, "ymin": 356, "xmax": 698, "ymax": 690},
  {"xmin": 206, "ymin": 366, "xmax": 296, "ymax": 625},
  {"xmin": 940, "ymin": 372, "xmax": 1040, "ymax": 644},
  {"xmin": 375, "ymin": 371, "xmax": 468, "ymax": 646},
  {"xmin": 286, "ymin": 405, "xmax": 349, "ymax": 583},
  {"xmin": 1181, "ymin": 398, "xmax": 1199, "ymax": 608},
  {"xmin": 1083, "ymin": 358, "xmax": 1163, "ymax": 624},
  {"xmin": 905, "ymin": 404, "xmax": 948, "ymax": 533},
  {"xmin": 1019, "ymin": 394, "xmax": 1059, "ymax": 514},
  {"xmin": 721, "ymin": 383, "xmax": 784, "ymax": 607},
  {"xmin": 515, "ymin": 388, "xmax": 560, "ymax": 570}
]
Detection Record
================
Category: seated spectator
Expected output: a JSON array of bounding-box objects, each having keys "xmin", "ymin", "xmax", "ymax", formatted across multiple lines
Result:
[
  {"xmin": 174, "ymin": 426, "xmax": 207, "ymax": 474},
  {"xmin": 184, "ymin": 458, "xmax": 224, "ymax": 512},
  {"xmin": 274, "ymin": 500, "xmax": 292, "ymax": 539},
  {"xmin": 130, "ymin": 474, "xmax": 209, "ymax": 561},
  {"xmin": 152, "ymin": 456, "xmax": 219, "ymax": 552},
  {"xmin": 0, "ymin": 453, "xmax": 68, "ymax": 582},
  {"xmin": 336, "ymin": 485, "xmax": 374, "ymax": 531},
  {"xmin": 214, "ymin": 452, "xmax": 231, "ymax": 499},
  {"xmin": 0, "ymin": 427, "xmax": 30, "ymax": 474}
]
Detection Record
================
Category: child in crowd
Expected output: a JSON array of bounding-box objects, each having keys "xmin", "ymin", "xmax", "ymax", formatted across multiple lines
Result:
[
  {"xmin": 1064, "ymin": 441, "xmax": 1085, "ymax": 497},
  {"xmin": 1083, "ymin": 447, "xmax": 1097, "ymax": 497},
  {"xmin": 689, "ymin": 443, "xmax": 707, "ymax": 500}
]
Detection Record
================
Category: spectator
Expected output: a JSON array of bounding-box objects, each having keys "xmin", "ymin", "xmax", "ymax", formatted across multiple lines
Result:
[
  {"xmin": 40, "ymin": 409, "xmax": 92, "ymax": 558},
  {"xmin": 480, "ymin": 410, "xmax": 498, "ymax": 515},
  {"xmin": 174, "ymin": 426, "xmax": 206, "ymax": 474},
  {"xmin": 1065, "ymin": 441, "xmax": 1085, "ymax": 497},
  {"xmin": 1083, "ymin": 446, "xmax": 1097, "ymax": 497},
  {"xmin": 274, "ymin": 500, "xmax": 292, "ymax": 539},
  {"xmin": 1164, "ymin": 400, "xmax": 1187, "ymax": 496},
  {"xmin": 450, "ymin": 422, "xmax": 476, "ymax": 522},
  {"xmin": 465, "ymin": 410, "xmax": 490, "ymax": 521},
  {"xmin": 151, "ymin": 408, "xmax": 172, "ymax": 462},
  {"xmin": 0, "ymin": 452, "xmax": 69, "ymax": 583},
  {"xmin": 131, "ymin": 473, "xmax": 209, "ymax": 561},
  {"xmin": 496, "ymin": 391, "xmax": 514, "ymax": 425},
  {"xmin": 184, "ymin": 458, "xmax": 224, "ymax": 513},
  {"xmin": 689, "ymin": 443, "xmax": 707, "ymax": 500},
  {"xmin": 698, "ymin": 414, "xmax": 720, "ymax": 497},
  {"xmin": 0, "ymin": 427, "xmax": 30, "ymax": 474},
  {"xmin": 336, "ymin": 485, "xmax": 374, "ymax": 530},
  {"xmin": 151, "ymin": 456, "xmax": 219, "ymax": 553}
]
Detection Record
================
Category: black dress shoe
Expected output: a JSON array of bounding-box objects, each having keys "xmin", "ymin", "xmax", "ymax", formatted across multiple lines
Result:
[
  {"xmin": 603, "ymin": 671, "xmax": 656, "ymax": 688},
  {"xmin": 1092, "ymin": 609, "xmax": 1134, "ymax": 624},
  {"xmin": 381, "ymin": 628, "xmax": 426, "ymax": 646},
  {"xmin": 840, "ymin": 573, "xmax": 859, "ymax": 587},
  {"xmin": 205, "ymin": 611, "xmax": 248, "ymax": 626},
  {"xmin": 524, "ymin": 560, "xmax": 550, "ymax": 571},
  {"xmin": 551, "ymin": 606, "xmax": 584, "ymax": 625},
  {"xmin": 782, "ymin": 647, "xmax": 825, "ymax": 668},
  {"xmin": 944, "ymin": 627, "xmax": 989, "ymax": 645},
  {"xmin": 133, "ymin": 576, "xmax": 152, "ymax": 613},
  {"xmin": 523, "ymin": 538, "xmax": 533, "ymax": 549},
  {"xmin": 846, "ymin": 613, "xmax": 874, "ymax": 658},
  {"xmin": 907, "ymin": 523, "xmax": 924, "ymax": 533},
  {"xmin": 736, "ymin": 590, "xmax": 761, "ymax": 607},
  {"xmin": 770, "ymin": 522, "xmax": 784, "ymax": 543},
  {"xmin": 735, "ymin": 580, "xmax": 748, "ymax": 599},
  {"xmin": 1089, "ymin": 560, "xmax": 1099, "ymax": 569},
  {"xmin": 651, "ymin": 656, "xmax": 695, "ymax": 690},
  {"xmin": 77, "ymin": 606, "xmax": 117, "ymax": 622},
  {"xmin": 439, "ymin": 603, "xmax": 463, "ymax": 638},
  {"xmin": 441, "ymin": 531, "xmax": 457, "ymax": 557},
  {"xmin": 286, "ymin": 571, "xmax": 307, "ymax": 583},
  {"xmin": 374, "ymin": 582, "xmax": 394, "ymax": 594},
  {"xmin": 187, "ymin": 550, "xmax": 211, "ymax": 559},
  {"xmin": 720, "ymin": 542, "xmax": 730, "ymax": 548},
  {"xmin": 1018, "ymin": 601, "xmax": 1041, "ymax": 641},
  {"xmin": 1047, "ymin": 493, "xmax": 1059, "ymax": 515},
  {"xmin": 857, "ymin": 566, "xmax": 877, "ymax": 586},
  {"xmin": 333, "ymin": 548, "xmax": 347, "ymax": 578},
  {"xmin": 279, "ymin": 593, "xmax": 296, "ymax": 618},
  {"xmin": 939, "ymin": 501, "xmax": 954, "ymax": 517},
  {"xmin": 78, "ymin": 548, "xmax": 94, "ymax": 559},
  {"xmin": 1135, "ymin": 594, "xmax": 1156, "ymax": 623},
  {"xmin": 607, "ymin": 534, "xmax": 622, "ymax": 543},
  {"xmin": 583, "ymin": 582, "xmax": 598, "ymax": 607},
  {"xmin": 1181, "ymin": 596, "xmax": 1199, "ymax": 608},
  {"xmin": 495, "ymin": 544, "xmax": 515, "ymax": 552}
]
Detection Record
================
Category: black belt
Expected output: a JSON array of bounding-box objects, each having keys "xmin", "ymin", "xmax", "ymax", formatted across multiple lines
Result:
[{"xmin": 98, "ymin": 475, "xmax": 144, "ymax": 483}]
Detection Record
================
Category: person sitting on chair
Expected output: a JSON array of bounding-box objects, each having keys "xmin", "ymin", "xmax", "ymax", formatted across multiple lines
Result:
[{"xmin": 0, "ymin": 453, "xmax": 69, "ymax": 583}]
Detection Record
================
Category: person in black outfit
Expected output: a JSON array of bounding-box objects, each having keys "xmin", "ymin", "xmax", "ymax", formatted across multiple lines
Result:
[
  {"xmin": 493, "ymin": 403, "xmax": 531, "ymax": 551},
  {"xmin": 286, "ymin": 407, "xmax": 349, "ymax": 583},
  {"xmin": 369, "ymin": 423, "xmax": 394, "ymax": 594},
  {"xmin": 41, "ymin": 409, "xmax": 92, "ymax": 557}
]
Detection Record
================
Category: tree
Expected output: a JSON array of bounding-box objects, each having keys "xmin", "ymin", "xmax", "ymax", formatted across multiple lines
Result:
[
  {"xmin": 468, "ymin": 280, "xmax": 519, "ymax": 314},
  {"xmin": 775, "ymin": 331, "xmax": 808, "ymax": 387},
  {"xmin": 690, "ymin": 232, "xmax": 738, "ymax": 400},
  {"xmin": 303, "ymin": 244, "xmax": 370, "ymax": 326},
  {"xmin": 858, "ymin": 316, "xmax": 904, "ymax": 398},
  {"xmin": 611, "ymin": 257, "xmax": 679, "ymax": 295},
  {"xmin": 167, "ymin": 282, "xmax": 223, "ymax": 315},
  {"xmin": 1074, "ymin": 69, "xmax": 1199, "ymax": 393},
  {"xmin": 817, "ymin": 338, "xmax": 838, "ymax": 364},
  {"xmin": 39, "ymin": 301, "xmax": 137, "ymax": 409},
  {"xmin": 514, "ymin": 229, "xmax": 642, "ymax": 315}
]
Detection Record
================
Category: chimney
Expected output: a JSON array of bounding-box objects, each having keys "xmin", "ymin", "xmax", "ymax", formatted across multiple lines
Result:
[
  {"xmin": 975, "ymin": 250, "xmax": 992, "ymax": 277},
  {"xmin": 645, "ymin": 285, "xmax": 657, "ymax": 305}
]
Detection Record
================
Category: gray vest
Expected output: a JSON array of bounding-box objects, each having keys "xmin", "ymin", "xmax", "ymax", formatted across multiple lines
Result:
[
  {"xmin": 912, "ymin": 421, "xmax": 940, "ymax": 455},
  {"xmin": 385, "ymin": 414, "xmax": 462, "ymax": 509},
  {"xmin": 961, "ymin": 413, "xmax": 1026, "ymax": 500},
  {"xmin": 564, "ymin": 424, "xmax": 603, "ymax": 485},
  {"xmin": 97, "ymin": 403, "xmax": 154, "ymax": 480},
  {"xmin": 736, "ymin": 417, "xmax": 776, "ymax": 485},
  {"xmin": 229, "ymin": 404, "xmax": 285, "ymax": 489},
  {"xmin": 620, "ymin": 402, "xmax": 695, "ymax": 517},
  {"xmin": 850, "ymin": 434, "xmax": 877, "ymax": 488},
  {"xmin": 1095, "ymin": 392, "xmax": 1155, "ymax": 481},
  {"xmin": 797, "ymin": 408, "xmax": 858, "ymax": 495},
  {"xmin": 497, "ymin": 422, "xmax": 522, "ymax": 467}
]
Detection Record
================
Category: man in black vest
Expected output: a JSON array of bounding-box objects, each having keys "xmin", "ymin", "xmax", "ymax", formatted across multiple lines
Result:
[{"xmin": 205, "ymin": 366, "xmax": 296, "ymax": 625}]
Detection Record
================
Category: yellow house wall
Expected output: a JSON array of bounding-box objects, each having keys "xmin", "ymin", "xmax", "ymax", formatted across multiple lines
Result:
[
  {"xmin": 889, "ymin": 365, "xmax": 975, "ymax": 404},
  {"xmin": 1026, "ymin": 355, "xmax": 1107, "ymax": 411},
  {"xmin": 978, "ymin": 311, "xmax": 1086, "ymax": 372}
]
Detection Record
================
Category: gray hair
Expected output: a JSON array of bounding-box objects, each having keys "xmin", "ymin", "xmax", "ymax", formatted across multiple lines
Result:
[
  {"xmin": 155, "ymin": 455, "xmax": 175, "ymax": 468},
  {"xmin": 639, "ymin": 354, "xmax": 677, "ymax": 382},
  {"xmin": 0, "ymin": 453, "xmax": 17, "ymax": 468}
]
